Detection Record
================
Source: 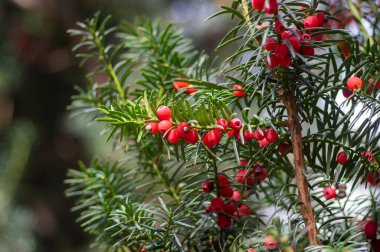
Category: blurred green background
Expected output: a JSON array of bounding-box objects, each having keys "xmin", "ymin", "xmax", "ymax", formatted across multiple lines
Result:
[{"xmin": 0, "ymin": 0, "xmax": 230, "ymax": 251}]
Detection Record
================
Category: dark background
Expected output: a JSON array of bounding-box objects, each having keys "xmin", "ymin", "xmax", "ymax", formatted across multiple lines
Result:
[{"xmin": 0, "ymin": 0, "xmax": 229, "ymax": 251}]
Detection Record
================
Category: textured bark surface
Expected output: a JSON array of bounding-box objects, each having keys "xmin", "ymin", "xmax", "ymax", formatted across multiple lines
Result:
[{"xmin": 282, "ymin": 92, "xmax": 319, "ymax": 246}]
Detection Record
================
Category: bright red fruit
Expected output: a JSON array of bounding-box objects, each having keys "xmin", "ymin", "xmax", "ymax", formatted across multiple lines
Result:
[
  {"xmin": 217, "ymin": 214, "xmax": 232, "ymax": 229},
  {"xmin": 157, "ymin": 106, "xmax": 171, "ymax": 120},
  {"xmin": 266, "ymin": 129, "xmax": 278, "ymax": 142},
  {"xmin": 254, "ymin": 165, "xmax": 268, "ymax": 182},
  {"xmin": 347, "ymin": 76, "xmax": 363, "ymax": 91},
  {"xmin": 366, "ymin": 173, "xmax": 379, "ymax": 186},
  {"xmin": 183, "ymin": 129, "xmax": 199, "ymax": 144},
  {"xmin": 220, "ymin": 186, "xmax": 234, "ymax": 198},
  {"xmin": 274, "ymin": 20, "xmax": 285, "ymax": 34},
  {"xmin": 223, "ymin": 203, "xmax": 236, "ymax": 215},
  {"xmin": 253, "ymin": 129, "xmax": 266, "ymax": 140},
  {"xmin": 284, "ymin": 36, "xmax": 301, "ymax": 52},
  {"xmin": 146, "ymin": 122, "xmax": 159, "ymax": 134},
  {"xmin": 246, "ymin": 249, "xmax": 258, "ymax": 252},
  {"xmin": 364, "ymin": 221, "xmax": 378, "ymax": 240},
  {"xmin": 177, "ymin": 122, "xmax": 190, "ymax": 138},
  {"xmin": 243, "ymin": 130, "xmax": 253, "ymax": 141},
  {"xmin": 266, "ymin": 53, "xmax": 280, "ymax": 68},
  {"xmin": 230, "ymin": 118, "xmax": 243, "ymax": 130},
  {"xmin": 233, "ymin": 84, "xmax": 245, "ymax": 97},
  {"xmin": 234, "ymin": 204, "xmax": 252, "ymax": 218},
  {"xmin": 215, "ymin": 119, "xmax": 228, "ymax": 132},
  {"xmin": 173, "ymin": 81, "xmax": 197, "ymax": 94},
  {"xmin": 263, "ymin": 0, "xmax": 278, "ymax": 14},
  {"xmin": 165, "ymin": 129, "xmax": 180, "ymax": 144},
  {"xmin": 323, "ymin": 186, "xmax": 337, "ymax": 200},
  {"xmin": 280, "ymin": 56, "xmax": 293, "ymax": 68},
  {"xmin": 275, "ymin": 44, "xmax": 290, "ymax": 59},
  {"xmin": 235, "ymin": 169, "xmax": 249, "ymax": 184},
  {"xmin": 240, "ymin": 160, "xmax": 248, "ymax": 166},
  {"xmin": 361, "ymin": 150, "xmax": 375, "ymax": 162},
  {"xmin": 264, "ymin": 38, "xmax": 278, "ymax": 51},
  {"xmin": 232, "ymin": 190, "xmax": 242, "ymax": 201},
  {"xmin": 210, "ymin": 197, "xmax": 225, "ymax": 213},
  {"xmin": 304, "ymin": 16, "xmax": 319, "ymax": 28},
  {"xmin": 300, "ymin": 46, "xmax": 315, "ymax": 56},
  {"xmin": 202, "ymin": 181, "xmax": 214, "ymax": 193},
  {"xmin": 227, "ymin": 129, "xmax": 235, "ymax": 138},
  {"xmin": 251, "ymin": 0, "xmax": 264, "ymax": 10},
  {"xmin": 158, "ymin": 120, "xmax": 173, "ymax": 134},
  {"xmin": 316, "ymin": 12, "xmax": 325, "ymax": 27},
  {"xmin": 259, "ymin": 138, "xmax": 270, "ymax": 149},
  {"xmin": 279, "ymin": 143, "xmax": 291, "ymax": 154},
  {"xmin": 342, "ymin": 88, "xmax": 352, "ymax": 98},
  {"xmin": 264, "ymin": 235, "xmax": 278, "ymax": 250},
  {"xmin": 203, "ymin": 129, "xmax": 222, "ymax": 148},
  {"xmin": 336, "ymin": 151, "xmax": 348, "ymax": 165},
  {"xmin": 218, "ymin": 174, "xmax": 230, "ymax": 187},
  {"xmin": 301, "ymin": 33, "xmax": 312, "ymax": 42}
]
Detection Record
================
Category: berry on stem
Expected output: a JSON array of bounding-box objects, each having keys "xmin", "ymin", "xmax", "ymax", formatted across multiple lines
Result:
[
  {"xmin": 217, "ymin": 214, "xmax": 232, "ymax": 229},
  {"xmin": 202, "ymin": 181, "xmax": 214, "ymax": 193},
  {"xmin": 323, "ymin": 186, "xmax": 337, "ymax": 200},
  {"xmin": 259, "ymin": 138, "xmax": 269, "ymax": 149},
  {"xmin": 210, "ymin": 197, "xmax": 225, "ymax": 213},
  {"xmin": 218, "ymin": 174, "xmax": 230, "ymax": 187},
  {"xmin": 177, "ymin": 122, "xmax": 190, "ymax": 138},
  {"xmin": 157, "ymin": 106, "xmax": 171, "ymax": 120},
  {"xmin": 316, "ymin": 12, "xmax": 325, "ymax": 27},
  {"xmin": 233, "ymin": 84, "xmax": 245, "ymax": 97},
  {"xmin": 347, "ymin": 76, "xmax": 363, "ymax": 91},
  {"xmin": 264, "ymin": 38, "xmax": 278, "ymax": 51},
  {"xmin": 363, "ymin": 221, "xmax": 377, "ymax": 240},
  {"xmin": 336, "ymin": 151, "xmax": 349, "ymax": 165},
  {"xmin": 158, "ymin": 120, "xmax": 173, "ymax": 134},
  {"xmin": 165, "ymin": 129, "xmax": 180, "ymax": 144},
  {"xmin": 251, "ymin": 0, "xmax": 264, "ymax": 10},
  {"xmin": 263, "ymin": 0, "xmax": 278, "ymax": 14},
  {"xmin": 275, "ymin": 44, "xmax": 290, "ymax": 59},
  {"xmin": 304, "ymin": 16, "xmax": 319, "ymax": 28},
  {"xmin": 146, "ymin": 122, "xmax": 159, "ymax": 134},
  {"xmin": 264, "ymin": 235, "xmax": 278, "ymax": 250},
  {"xmin": 266, "ymin": 53, "xmax": 280, "ymax": 68},
  {"xmin": 361, "ymin": 150, "xmax": 375, "ymax": 162},
  {"xmin": 274, "ymin": 20, "xmax": 285, "ymax": 34},
  {"xmin": 173, "ymin": 81, "xmax": 197, "ymax": 94},
  {"xmin": 230, "ymin": 118, "xmax": 242, "ymax": 131},
  {"xmin": 203, "ymin": 129, "xmax": 222, "ymax": 148},
  {"xmin": 183, "ymin": 129, "xmax": 199, "ymax": 144},
  {"xmin": 220, "ymin": 186, "xmax": 234, "ymax": 198},
  {"xmin": 279, "ymin": 143, "xmax": 291, "ymax": 154}
]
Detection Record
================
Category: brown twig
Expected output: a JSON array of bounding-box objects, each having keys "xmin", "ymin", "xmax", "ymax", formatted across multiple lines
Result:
[{"xmin": 281, "ymin": 89, "xmax": 319, "ymax": 246}]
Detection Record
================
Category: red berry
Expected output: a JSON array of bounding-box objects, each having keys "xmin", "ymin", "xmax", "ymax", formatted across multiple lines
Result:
[
  {"xmin": 284, "ymin": 36, "xmax": 301, "ymax": 52},
  {"xmin": 232, "ymin": 190, "xmax": 242, "ymax": 201},
  {"xmin": 266, "ymin": 129, "xmax": 278, "ymax": 142},
  {"xmin": 165, "ymin": 129, "xmax": 180, "ymax": 144},
  {"xmin": 202, "ymin": 181, "xmax": 214, "ymax": 193},
  {"xmin": 279, "ymin": 143, "xmax": 291, "ymax": 154},
  {"xmin": 364, "ymin": 221, "xmax": 377, "ymax": 240},
  {"xmin": 243, "ymin": 130, "xmax": 253, "ymax": 141},
  {"xmin": 316, "ymin": 12, "xmax": 325, "ymax": 27},
  {"xmin": 366, "ymin": 173, "xmax": 379, "ymax": 186},
  {"xmin": 280, "ymin": 56, "xmax": 293, "ymax": 68},
  {"xmin": 323, "ymin": 186, "xmax": 337, "ymax": 200},
  {"xmin": 342, "ymin": 88, "xmax": 352, "ymax": 98},
  {"xmin": 183, "ymin": 129, "xmax": 199, "ymax": 145},
  {"xmin": 173, "ymin": 81, "xmax": 197, "ymax": 94},
  {"xmin": 336, "ymin": 151, "xmax": 348, "ymax": 165},
  {"xmin": 281, "ymin": 30, "xmax": 292, "ymax": 40},
  {"xmin": 246, "ymin": 249, "xmax": 258, "ymax": 252},
  {"xmin": 177, "ymin": 122, "xmax": 190, "ymax": 138},
  {"xmin": 266, "ymin": 53, "xmax": 280, "ymax": 68},
  {"xmin": 146, "ymin": 122, "xmax": 159, "ymax": 134},
  {"xmin": 220, "ymin": 186, "xmax": 234, "ymax": 198},
  {"xmin": 301, "ymin": 33, "xmax": 312, "ymax": 42},
  {"xmin": 264, "ymin": 38, "xmax": 278, "ymax": 51},
  {"xmin": 235, "ymin": 169, "xmax": 249, "ymax": 184},
  {"xmin": 263, "ymin": 0, "xmax": 278, "ymax": 14},
  {"xmin": 216, "ymin": 119, "xmax": 228, "ymax": 132},
  {"xmin": 274, "ymin": 20, "xmax": 285, "ymax": 34},
  {"xmin": 304, "ymin": 16, "xmax": 319, "ymax": 29},
  {"xmin": 210, "ymin": 197, "xmax": 225, "ymax": 213},
  {"xmin": 158, "ymin": 120, "xmax": 173, "ymax": 134},
  {"xmin": 253, "ymin": 129, "xmax": 266, "ymax": 141},
  {"xmin": 275, "ymin": 44, "xmax": 290, "ymax": 59},
  {"xmin": 240, "ymin": 160, "xmax": 249, "ymax": 166},
  {"xmin": 361, "ymin": 150, "xmax": 375, "ymax": 162},
  {"xmin": 254, "ymin": 165, "xmax": 268, "ymax": 182},
  {"xmin": 264, "ymin": 235, "xmax": 278, "ymax": 250},
  {"xmin": 251, "ymin": 0, "xmax": 264, "ymax": 10},
  {"xmin": 259, "ymin": 138, "xmax": 269, "ymax": 149},
  {"xmin": 230, "ymin": 118, "xmax": 242, "ymax": 131},
  {"xmin": 217, "ymin": 214, "xmax": 232, "ymax": 229},
  {"xmin": 157, "ymin": 106, "xmax": 171, "ymax": 120},
  {"xmin": 227, "ymin": 129, "xmax": 235, "ymax": 138},
  {"xmin": 234, "ymin": 204, "xmax": 252, "ymax": 218},
  {"xmin": 300, "ymin": 45, "xmax": 315, "ymax": 56},
  {"xmin": 347, "ymin": 76, "xmax": 363, "ymax": 91},
  {"xmin": 223, "ymin": 203, "xmax": 236, "ymax": 215},
  {"xmin": 218, "ymin": 174, "xmax": 230, "ymax": 187},
  {"xmin": 203, "ymin": 129, "xmax": 222, "ymax": 148},
  {"xmin": 233, "ymin": 84, "xmax": 245, "ymax": 97}
]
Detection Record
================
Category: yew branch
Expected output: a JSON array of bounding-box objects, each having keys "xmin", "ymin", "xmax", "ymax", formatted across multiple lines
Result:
[{"xmin": 281, "ymin": 89, "xmax": 319, "ymax": 246}]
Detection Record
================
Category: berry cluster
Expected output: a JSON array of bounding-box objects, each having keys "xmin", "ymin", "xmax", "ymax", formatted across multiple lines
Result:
[
  {"xmin": 252, "ymin": 0, "xmax": 278, "ymax": 15},
  {"xmin": 203, "ymin": 174, "xmax": 252, "ymax": 230},
  {"xmin": 236, "ymin": 161, "xmax": 268, "ymax": 186}
]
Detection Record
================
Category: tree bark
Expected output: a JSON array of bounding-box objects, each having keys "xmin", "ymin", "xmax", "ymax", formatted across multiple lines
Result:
[{"xmin": 281, "ymin": 90, "xmax": 319, "ymax": 246}]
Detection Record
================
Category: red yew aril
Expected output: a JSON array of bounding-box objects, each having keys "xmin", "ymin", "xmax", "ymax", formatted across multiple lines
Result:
[
  {"xmin": 253, "ymin": 128, "xmax": 266, "ymax": 140},
  {"xmin": 158, "ymin": 120, "xmax": 173, "ymax": 134},
  {"xmin": 177, "ymin": 122, "xmax": 190, "ymax": 138},
  {"xmin": 203, "ymin": 129, "xmax": 222, "ymax": 148},
  {"xmin": 264, "ymin": 235, "xmax": 279, "ymax": 250},
  {"xmin": 366, "ymin": 173, "xmax": 379, "ymax": 186},
  {"xmin": 279, "ymin": 143, "xmax": 291, "ymax": 154},
  {"xmin": 210, "ymin": 197, "xmax": 225, "ymax": 213},
  {"xmin": 220, "ymin": 186, "xmax": 234, "ymax": 198},
  {"xmin": 266, "ymin": 129, "xmax": 278, "ymax": 142},
  {"xmin": 300, "ymin": 45, "xmax": 315, "ymax": 56},
  {"xmin": 202, "ymin": 181, "xmax": 214, "ymax": 193},
  {"xmin": 264, "ymin": 38, "xmax": 278, "ymax": 51},
  {"xmin": 223, "ymin": 203, "xmax": 236, "ymax": 215},
  {"xmin": 266, "ymin": 53, "xmax": 280, "ymax": 68},
  {"xmin": 316, "ymin": 12, "xmax": 325, "ymax": 27},
  {"xmin": 304, "ymin": 16, "xmax": 319, "ymax": 28},
  {"xmin": 284, "ymin": 36, "xmax": 301, "ymax": 52},
  {"xmin": 230, "ymin": 118, "xmax": 243, "ymax": 131},
  {"xmin": 234, "ymin": 204, "xmax": 252, "ymax": 218},
  {"xmin": 235, "ymin": 169, "xmax": 249, "ymax": 184},
  {"xmin": 165, "ymin": 129, "xmax": 180, "ymax": 144},
  {"xmin": 251, "ymin": 0, "xmax": 265, "ymax": 10},
  {"xmin": 183, "ymin": 129, "xmax": 198, "ymax": 144},
  {"xmin": 336, "ymin": 151, "xmax": 348, "ymax": 165},
  {"xmin": 232, "ymin": 190, "xmax": 242, "ymax": 201},
  {"xmin": 274, "ymin": 20, "xmax": 285, "ymax": 34},
  {"xmin": 347, "ymin": 76, "xmax": 363, "ymax": 91},
  {"xmin": 240, "ymin": 160, "xmax": 248, "ymax": 166},
  {"xmin": 275, "ymin": 44, "xmax": 290, "ymax": 59},
  {"xmin": 243, "ymin": 130, "xmax": 253, "ymax": 141},
  {"xmin": 218, "ymin": 174, "xmax": 230, "ymax": 187},
  {"xmin": 227, "ymin": 129, "xmax": 235, "ymax": 138},
  {"xmin": 217, "ymin": 214, "xmax": 232, "ymax": 229},
  {"xmin": 263, "ymin": 0, "xmax": 278, "ymax": 14},
  {"xmin": 254, "ymin": 165, "xmax": 268, "ymax": 182},
  {"xmin": 342, "ymin": 88, "xmax": 352, "ymax": 98},
  {"xmin": 233, "ymin": 84, "xmax": 245, "ymax": 97},
  {"xmin": 246, "ymin": 249, "xmax": 258, "ymax": 252},
  {"xmin": 364, "ymin": 221, "xmax": 378, "ymax": 240},
  {"xmin": 146, "ymin": 122, "xmax": 159, "ymax": 134},
  {"xmin": 216, "ymin": 119, "xmax": 229, "ymax": 132},
  {"xmin": 157, "ymin": 106, "xmax": 171, "ymax": 120},
  {"xmin": 173, "ymin": 81, "xmax": 197, "ymax": 94},
  {"xmin": 301, "ymin": 33, "xmax": 312, "ymax": 42},
  {"xmin": 281, "ymin": 30, "xmax": 292, "ymax": 40},
  {"xmin": 280, "ymin": 56, "xmax": 293, "ymax": 68},
  {"xmin": 323, "ymin": 186, "xmax": 337, "ymax": 200},
  {"xmin": 361, "ymin": 150, "xmax": 375, "ymax": 162},
  {"xmin": 259, "ymin": 138, "xmax": 270, "ymax": 148}
]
